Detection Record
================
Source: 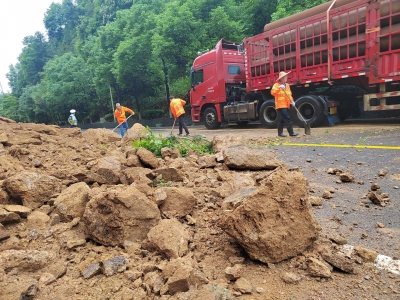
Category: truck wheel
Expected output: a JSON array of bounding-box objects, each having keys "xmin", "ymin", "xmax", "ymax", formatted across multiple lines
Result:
[
  {"xmin": 203, "ymin": 107, "xmax": 221, "ymax": 130},
  {"xmin": 259, "ymin": 100, "xmax": 280, "ymax": 128},
  {"xmin": 293, "ymin": 95, "xmax": 324, "ymax": 127}
]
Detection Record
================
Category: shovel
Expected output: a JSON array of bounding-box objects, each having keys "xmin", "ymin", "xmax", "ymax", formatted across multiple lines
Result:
[
  {"xmin": 292, "ymin": 104, "xmax": 311, "ymax": 135},
  {"xmin": 169, "ymin": 118, "xmax": 177, "ymax": 137},
  {"xmin": 282, "ymin": 89, "xmax": 311, "ymax": 135},
  {"xmin": 112, "ymin": 114, "xmax": 134, "ymax": 132}
]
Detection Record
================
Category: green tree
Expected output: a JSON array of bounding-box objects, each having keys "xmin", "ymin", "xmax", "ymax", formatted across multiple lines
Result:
[
  {"xmin": 34, "ymin": 53, "xmax": 97, "ymax": 124},
  {"xmin": 1, "ymin": 94, "xmax": 20, "ymax": 121},
  {"xmin": 271, "ymin": 0, "xmax": 327, "ymax": 21},
  {"xmin": 18, "ymin": 32, "xmax": 50, "ymax": 87}
]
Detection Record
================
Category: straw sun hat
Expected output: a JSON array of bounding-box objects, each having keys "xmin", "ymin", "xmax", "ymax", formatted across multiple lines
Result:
[{"xmin": 277, "ymin": 71, "xmax": 291, "ymax": 81}]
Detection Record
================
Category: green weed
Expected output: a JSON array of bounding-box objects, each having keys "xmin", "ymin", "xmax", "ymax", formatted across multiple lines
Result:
[
  {"xmin": 325, "ymin": 129, "xmax": 329, "ymax": 134},
  {"xmin": 359, "ymin": 137, "xmax": 366, "ymax": 143},
  {"xmin": 132, "ymin": 127, "xmax": 213, "ymax": 157}
]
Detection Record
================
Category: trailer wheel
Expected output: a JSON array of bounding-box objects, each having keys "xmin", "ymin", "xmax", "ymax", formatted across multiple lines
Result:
[
  {"xmin": 203, "ymin": 107, "xmax": 221, "ymax": 130},
  {"xmin": 259, "ymin": 100, "xmax": 280, "ymax": 128},
  {"xmin": 293, "ymin": 95, "xmax": 324, "ymax": 127}
]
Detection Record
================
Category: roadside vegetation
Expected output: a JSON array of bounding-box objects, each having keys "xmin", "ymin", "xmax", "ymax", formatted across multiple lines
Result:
[{"xmin": 132, "ymin": 128, "xmax": 213, "ymax": 158}]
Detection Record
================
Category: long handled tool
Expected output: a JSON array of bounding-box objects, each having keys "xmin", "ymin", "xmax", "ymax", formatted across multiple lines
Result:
[
  {"xmin": 292, "ymin": 105, "xmax": 311, "ymax": 135},
  {"xmin": 282, "ymin": 89, "xmax": 311, "ymax": 135},
  {"xmin": 112, "ymin": 114, "xmax": 134, "ymax": 132},
  {"xmin": 170, "ymin": 118, "xmax": 177, "ymax": 136}
]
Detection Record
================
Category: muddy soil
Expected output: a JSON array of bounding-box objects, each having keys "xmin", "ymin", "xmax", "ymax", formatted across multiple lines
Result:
[{"xmin": 1, "ymin": 117, "xmax": 399, "ymax": 300}]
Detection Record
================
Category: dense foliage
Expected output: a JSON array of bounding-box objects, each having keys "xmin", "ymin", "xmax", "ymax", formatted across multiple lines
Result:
[{"xmin": 0, "ymin": 0, "xmax": 328, "ymax": 124}]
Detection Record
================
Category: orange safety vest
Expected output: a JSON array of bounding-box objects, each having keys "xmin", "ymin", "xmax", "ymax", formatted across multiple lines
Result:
[
  {"xmin": 271, "ymin": 83, "xmax": 293, "ymax": 109},
  {"xmin": 114, "ymin": 106, "xmax": 134, "ymax": 124},
  {"xmin": 169, "ymin": 98, "xmax": 186, "ymax": 118}
]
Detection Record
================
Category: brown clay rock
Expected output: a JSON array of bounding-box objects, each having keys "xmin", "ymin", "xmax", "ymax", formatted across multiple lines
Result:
[
  {"xmin": 354, "ymin": 245, "xmax": 378, "ymax": 262},
  {"xmin": 321, "ymin": 249, "xmax": 355, "ymax": 273},
  {"xmin": 223, "ymin": 145, "xmax": 281, "ymax": 170},
  {"xmin": 125, "ymin": 154, "xmax": 144, "ymax": 167},
  {"xmin": 161, "ymin": 147, "xmax": 181, "ymax": 160},
  {"xmin": 219, "ymin": 168, "xmax": 319, "ymax": 263},
  {"xmin": 0, "ymin": 188, "xmax": 10, "ymax": 204},
  {"xmin": 121, "ymin": 123, "xmax": 148, "ymax": 143},
  {"xmin": 92, "ymin": 156, "xmax": 122, "ymax": 184},
  {"xmin": 197, "ymin": 155, "xmax": 217, "ymax": 169},
  {"xmin": 307, "ymin": 257, "xmax": 332, "ymax": 278},
  {"xmin": 2, "ymin": 205, "xmax": 31, "ymax": 218},
  {"xmin": 0, "ymin": 250, "xmax": 56, "ymax": 272},
  {"xmin": 123, "ymin": 167, "xmax": 153, "ymax": 186},
  {"xmin": 82, "ymin": 128, "xmax": 121, "ymax": 144},
  {"xmin": 162, "ymin": 258, "xmax": 200, "ymax": 295},
  {"xmin": 147, "ymin": 218, "xmax": 190, "ymax": 259},
  {"xmin": 0, "ymin": 155, "xmax": 25, "ymax": 180},
  {"xmin": 156, "ymin": 187, "xmax": 196, "ymax": 218},
  {"xmin": 83, "ymin": 185, "xmax": 160, "ymax": 246},
  {"xmin": 54, "ymin": 182, "xmax": 90, "ymax": 221},
  {"xmin": 212, "ymin": 135, "xmax": 246, "ymax": 152},
  {"xmin": 5, "ymin": 131, "xmax": 42, "ymax": 146},
  {"xmin": 4, "ymin": 172, "xmax": 62, "ymax": 209},
  {"xmin": 0, "ymin": 208, "xmax": 21, "ymax": 224},
  {"xmin": 153, "ymin": 167, "xmax": 184, "ymax": 182},
  {"xmin": 137, "ymin": 147, "xmax": 159, "ymax": 169}
]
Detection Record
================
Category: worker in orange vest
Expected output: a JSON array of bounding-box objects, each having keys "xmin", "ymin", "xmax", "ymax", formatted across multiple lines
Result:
[
  {"xmin": 271, "ymin": 71, "xmax": 298, "ymax": 137},
  {"xmin": 169, "ymin": 96, "xmax": 190, "ymax": 136},
  {"xmin": 114, "ymin": 103, "xmax": 134, "ymax": 137}
]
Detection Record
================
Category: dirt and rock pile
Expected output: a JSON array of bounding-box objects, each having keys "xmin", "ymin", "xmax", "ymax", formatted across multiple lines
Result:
[{"xmin": 0, "ymin": 120, "xmax": 393, "ymax": 299}]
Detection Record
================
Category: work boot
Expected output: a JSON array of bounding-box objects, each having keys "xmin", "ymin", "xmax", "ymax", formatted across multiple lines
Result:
[
  {"xmin": 278, "ymin": 123, "xmax": 286, "ymax": 137},
  {"xmin": 286, "ymin": 122, "xmax": 298, "ymax": 136}
]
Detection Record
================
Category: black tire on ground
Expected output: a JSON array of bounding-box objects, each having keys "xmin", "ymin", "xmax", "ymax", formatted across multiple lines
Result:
[
  {"xmin": 259, "ymin": 100, "xmax": 280, "ymax": 128},
  {"xmin": 293, "ymin": 95, "xmax": 324, "ymax": 127},
  {"xmin": 203, "ymin": 107, "xmax": 221, "ymax": 130}
]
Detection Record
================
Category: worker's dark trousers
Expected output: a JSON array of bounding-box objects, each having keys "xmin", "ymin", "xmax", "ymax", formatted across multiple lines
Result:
[
  {"xmin": 178, "ymin": 114, "xmax": 189, "ymax": 135},
  {"xmin": 277, "ymin": 108, "xmax": 295, "ymax": 135}
]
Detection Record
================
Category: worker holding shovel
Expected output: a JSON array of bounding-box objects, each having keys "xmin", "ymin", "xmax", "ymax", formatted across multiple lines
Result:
[
  {"xmin": 271, "ymin": 71, "xmax": 298, "ymax": 137},
  {"xmin": 169, "ymin": 96, "xmax": 190, "ymax": 137},
  {"xmin": 114, "ymin": 103, "xmax": 134, "ymax": 137}
]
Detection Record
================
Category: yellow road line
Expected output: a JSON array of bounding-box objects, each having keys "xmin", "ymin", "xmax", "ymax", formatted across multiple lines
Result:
[{"xmin": 281, "ymin": 143, "xmax": 400, "ymax": 150}]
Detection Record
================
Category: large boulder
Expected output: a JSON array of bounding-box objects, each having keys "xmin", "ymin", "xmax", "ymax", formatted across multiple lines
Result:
[
  {"xmin": 147, "ymin": 218, "xmax": 190, "ymax": 259},
  {"xmin": 83, "ymin": 185, "xmax": 161, "ymax": 246},
  {"xmin": 223, "ymin": 145, "xmax": 282, "ymax": 170},
  {"xmin": 4, "ymin": 172, "xmax": 62, "ymax": 209},
  {"xmin": 219, "ymin": 168, "xmax": 319, "ymax": 263},
  {"xmin": 54, "ymin": 182, "xmax": 90, "ymax": 222}
]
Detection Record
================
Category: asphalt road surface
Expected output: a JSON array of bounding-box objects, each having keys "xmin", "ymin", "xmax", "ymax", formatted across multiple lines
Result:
[{"xmin": 151, "ymin": 119, "xmax": 400, "ymax": 258}]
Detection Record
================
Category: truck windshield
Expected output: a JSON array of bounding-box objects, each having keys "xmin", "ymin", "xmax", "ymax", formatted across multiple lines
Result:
[{"xmin": 190, "ymin": 68, "xmax": 204, "ymax": 87}]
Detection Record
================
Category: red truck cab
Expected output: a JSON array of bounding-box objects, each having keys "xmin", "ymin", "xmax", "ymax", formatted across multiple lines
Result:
[{"xmin": 190, "ymin": 39, "xmax": 246, "ymax": 129}]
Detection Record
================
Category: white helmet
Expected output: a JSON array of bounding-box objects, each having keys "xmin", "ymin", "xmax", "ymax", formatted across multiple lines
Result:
[{"xmin": 70, "ymin": 109, "xmax": 76, "ymax": 114}]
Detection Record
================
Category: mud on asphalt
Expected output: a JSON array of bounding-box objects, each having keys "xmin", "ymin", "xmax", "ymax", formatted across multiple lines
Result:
[{"xmin": 157, "ymin": 121, "xmax": 400, "ymax": 259}]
